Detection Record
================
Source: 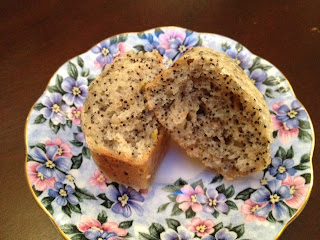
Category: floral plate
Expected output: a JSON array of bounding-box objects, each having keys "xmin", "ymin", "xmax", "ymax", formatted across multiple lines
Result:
[{"xmin": 25, "ymin": 26, "xmax": 314, "ymax": 240}]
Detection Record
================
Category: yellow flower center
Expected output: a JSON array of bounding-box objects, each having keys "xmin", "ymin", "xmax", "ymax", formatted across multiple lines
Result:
[
  {"xmin": 196, "ymin": 225, "xmax": 207, "ymax": 233},
  {"xmin": 91, "ymin": 226, "xmax": 103, "ymax": 232},
  {"xmin": 290, "ymin": 186, "xmax": 296, "ymax": 195},
  {"xmin": 169, "ymin": 38, "xmax": 175, "ymax": 42},
  {"xmin": 209, "ymin": 198, "xmax": 217, "ymax": 206},
  {"xmin": 37, "ymin": 172, "xmax": 44, "ymax": 180},
  {"xmin": 270, "ymin": 194, "xmax": 280, "ymax": 203},
  {"xmin": 59, "ymin": 189, "xmax": 67, "ymax": 197},
  {"xmin": 118, "ymin": 194, "xmax": 129, "ymax": 207},
  {"xmin": 101, "ymin": 47, "xmax": 109, "ymax": 56},
  {"xmin": 191, "ymin": 194, "xmax": 197, "ymax": 203},
  {"xmin": 251, "ymin": 205, "xmax": 260, "ymax": 212},
  {"xmin": 152, "ymin": 49, "xmax": 159, "ymax": 54},
  {"xmin": 97, "ymin": 175, "xmax": 105, "ymax": 183},
  {"xmin": 73, "ymin": 87, "xmax": 81, "ymax": 96},
  {"xmin": 178, "ymin": 45, "xmax": 187, "ymax": 53},
  {"xmin": 51, "ymin": 104, "xmax": 60, "ymax": 113},
  {"xmin": 260, "ymin": 178, "xmax": 268, "ymax": 185},
  {"xmin": 288, "ymin": 110, "xmax": 298, "ymax": 119},
  {"xmin": 74, "ymin": 110, "xmax": 81, "ymax": 118},
  {"xmin": 234, "ymin": 58, "xmax": 241, "ymax": 65},
  {"xmin": 278, "ymin": 166, "xmax": 286, "ymax": 174},
  {"xmin": 166, "ymin": 59, "xmax": 173, "ymax": 66},
  {"xmin": 57, "ymin": 147, "xmax": 63, "ymax": 155},
  {"xmin": 66, "ymin": 174, "xmax": 74, "ymax": 181},
  {"xmin": 45, "ymin": 160, "xmax": 55, "ymax": 169}
]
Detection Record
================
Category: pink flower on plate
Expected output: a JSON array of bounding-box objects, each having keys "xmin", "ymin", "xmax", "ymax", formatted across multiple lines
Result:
[
  {"xmin": 176, "ymin": 185, "xmax": 204, "ymax": 212},
  {"xmin": 114, "ymin": 42, "xmax": 127, "ymax": 58},
  {"xmin": 272, "ymin": 115, "xmax": 299, "ymax": 144},
  {"xmin": 45, "ymin": 137, "xmax": 72, "ymax": 159},
  {"xmin": 241, "ymin": 199, "xmax": 267, "ymax": 222},
  {"xmin": 78, "ymin": 215, "xmax": 127, "ymax": 238},
  {"xmin": 187, "ymin": 217, "xmax": 215, "ymax": 237},
  {"xmin": 27, "ymin": 161, "xmax": 56, "ymax": 191},
  {"xmin": 159, "ymin": 29, "xmax": 186, "ymax": 50},
  {"xmin": 89, "ymin": 170, "xmax": 108, "ymax": 190},
  {"xmin": 282, "ymin": 175, "xmax": 309, "ymax": 209},
  {"xmin": 69, "ymin": 107, "xmax": 82, "ymax": 125}
]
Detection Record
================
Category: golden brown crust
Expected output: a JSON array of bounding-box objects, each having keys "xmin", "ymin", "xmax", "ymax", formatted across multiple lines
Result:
[{"xmin": 91, "ymin": 130, "xmax": 169, "ymax": 189}]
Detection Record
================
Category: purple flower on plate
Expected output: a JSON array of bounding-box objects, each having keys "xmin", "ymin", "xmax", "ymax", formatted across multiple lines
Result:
[
  {"xmin": 41, "ymin": 93, "xmax": 69, "ymax": 125},
  {"xmin": 165, "ymin": 33, "xmax": 198, "ymax": 60},
  {"xmin": 213, "ymin": 228, "xmax": 237, "ymax": 240},
  {"xmin": 275, "ymin": 100, "xmax": 307, "ymax": 129},
  {"xmin": 29, "ymin": 146, "xmax": 71, "ymax": 181},
  {"xmin": 244, "ymin": 68, "xmax": 267, "ymax": 92},
  {"xmin": 91, "ymin": 40, "xmax": 119, "ymax": 65},
  {"xmin": 61, "ymin": 77, "xmax": 88, "ymax": 107},
  {"xmin": 269, "ymin": 157, "xmax": 297, "ymax": 180},
  {"xmin": 105, "ymin": 184, "xmax": 144, "ymax": 217},
  {"xmin": 76, "ymin": 132, "xmax": 87, "ymax": 147},
  {"xmin": 226, "ymin": 47, "xmax": 253, "ymax": 69},
  {"xmin": 197, "ymin": 189, "xmax": 228, "ymax": 213},
  {"xmin": 160, "ymin": 226, "xmax": 194, "ymax": 240},
  {"xmin": 84, "ymin": 229, "xmax": 120, "ymax": 240},
  {"xmin": 144, "ymin": 33, "xmax": 165, "ymax": 55},
  {"xmin": 250, "ymin": 179, "xmax": 292, "ymax": 221},
  {"xmin": 48, "ymin": 182, "xmax": 79, "ymax": 206}
]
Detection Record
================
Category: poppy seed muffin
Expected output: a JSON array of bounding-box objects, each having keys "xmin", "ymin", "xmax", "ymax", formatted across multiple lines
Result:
[
  {"xmin": 81, "ymin": 50, "xmax": 168, "ymax": 189},
  {"xmin": 144, "ymin": 47, "xmax": 273, "ymax": 179}
]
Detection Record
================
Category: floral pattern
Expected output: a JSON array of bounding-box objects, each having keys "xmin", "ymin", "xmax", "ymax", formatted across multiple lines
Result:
[{"xmin": 25, "ymin": 27, "xmax": 313, "ymax": 240}]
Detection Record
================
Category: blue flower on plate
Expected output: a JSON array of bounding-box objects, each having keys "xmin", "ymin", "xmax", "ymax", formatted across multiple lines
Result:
[
  {"xmin": 250, "ymin": 179, "xmax": 292, "ymax": 221},
  {"xmin": 244, "ymin": 68, "xmax": 267, "ymax": 92},
  {"xmin": 61, "ymin": 77, "xmax": 88, "ymax": 108},
  {"xmin": 84, "ymin": 229, "xmax": 120, "ymax": 240},
  {"xmin": 226, "ymin": 47, "xmax": 253, "ymax": 69},
  {"xmin": 29, "ymin": 146, "xmax": 71, "ymax": 181},
  {"xmin": 160, "ymin": 226, "xmax": 194, "ymax": 240},
  {"xmin": 144, "ymin": 33, "xmax": 165, "ymax": 55},
  {"xmin": 276, "ymin": 100, "xmax": 308, "ymax": 129},
  {"xmin": 91, "ymin": 40, "xmax": 119, "ymax": 65},
  {"xmin": 165, "ymin": 33, "xmax": 198, "ymax": 60},
  {"xmin": 105, "ymin": 184, "xmax": 144, "ymax": 217},
  {"xmin": 197, "ymin": 189, "xmax": 228, "ymax": 213},
  {"xmin": 269, "ymin": 157, "xmax": 297, "ymax": 180},
  {"xmin": 41, "ymin": 93, "xmax": 69, "ymax": 125},
  {"xmin": 48, "ymin": 182, "xmax": 79, "ymax": 206},
  {"xmin": 212, "ymin": 228, "xmax": 237, "ymax": 240}
]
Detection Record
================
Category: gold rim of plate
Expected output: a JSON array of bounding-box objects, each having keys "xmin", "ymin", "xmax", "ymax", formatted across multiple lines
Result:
[{"xmin": 24, "ymin": 26, "xmax": 315, "ymax": 240}]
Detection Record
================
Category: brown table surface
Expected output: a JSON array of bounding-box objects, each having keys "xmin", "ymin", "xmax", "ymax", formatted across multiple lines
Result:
[{"xmin": 1, "ymin": 1, "xmax": 319, "ymax": 239}]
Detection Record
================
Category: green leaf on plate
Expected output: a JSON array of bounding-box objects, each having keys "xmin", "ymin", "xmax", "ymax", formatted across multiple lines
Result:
[
  {"xmin": 293, "ymin": 164, "xmax": 309, "ymax": 171},
  {"xmin": 273, "ymin": 130, "xmax": 278, "ymax": 139},
  {"xmin": 62, "ymin": 204, "xmax": 72, "ymax": 217},
  {"xmin": 226, "ymin": 200, "xmax": 238, "ymax": 210},
  {"xmin": 166, "ymin": 218, "xmax": 180, "ymax": 231},
  {"xmin": 81, "ymin": 69, "xmax": 90, "ymax": 77},
  {"xmin": 46, "ymin": 204, "xmax": 54, "ymax": 215},
  {"xmin": 231, "ymin": 224, "xmax": 245, "ymax": 238},
  {"xmin": 87, "ymin": 76, "xmax": 96, "ymax": 85},
  {"xmin": 71, "ymin": 154, "xmax": 83, "ymax": 169},
  {"xmin": 118, "ymin": 34, "xmax": 128, "ymax": 42},
  {"xmin": 119, "ymin": 220, "xmax": 133, "ymax": 229},
  {"xmin": 97, "ymin": 210, "xmax": 108, "ymax": 224},
  {"xmin": 41, "ymin": 196, "xmax": 55, "ymax": 206},
  {"xmin": 263, "ymin": 76, "xmax": 285, "ymax": 86},
  {"xmin": 224, "ymin": 185, "xmax": 235, "ymax": 198},
  {"xmin": 216, "ymin": 184, "xmax": 225, "ymax": 194},
  {"xmin": 49, "ymin": 120, "xmax": 60, "ymax": 134},
  {"xmin": 265, "ymin": 88, "xmax": 275, "ymax": 98},
  {"xmin": 171, "ymin": 203, "xmax": 183, "ymax": 216},
  {"xmin": 235, "ymin": 188, "xmax": 256, "ymax": 200},
  {"xmin": 212, "ymin": 210, "xmax": 219, "ymax": 218},
  {"xmin": 77, "ymin": 57, "xmax": 84, "ymax": 68},
  {"xmin": 157, "ymin": 202, "xmax": 171, "ymax": 213},
  {"xmin": 149, "ymin": 223, "xmax": 165, "ymax": 239},
  {"xmin": 286, "ymin": 146, "xmax": 294, "ymax": 159},
  {"xmin": 32, "ymin": 185, "xmax": 43, "ymax": 197},
  {"xmin": 34, "ymin": 114, "xmax": 47, "ymax": 124},
  {"xmin": 300, "ymin": 173, "xmax": 311, "ymax": 184},
  {"xmin": 60, "ymin": 224, "xmax": 81, "ymax": 234},
  {"xmin": 71, "ymin": 234, "xmax": 87, "ymax": 240},
  {"xmin": 299, "ymin": 120, "xmax": 311, "ymax": 129},
  {"xmin": 75, "ymin": 185, "xmax": 96, "ymax": 200},
  {"xmin": 34, "ymin": 103, "xmax": 45, "ymax": 111},
  {"xmin": 235, "ymin": 42, "xmax": 243, "ymax": 52},
  {"xmin": 300, "ymin": 154, "xmax": 310, "ymax": 163},
  {"xmin": 70, "ymin": 140, "xmax": 83, "ymax": 147},
  {"xmin": 167, "ymin": 194, "xmax": 177, "ymax": 202},
  {"xmin": 82, "ymin": 147, "xmax": 91, "ymax": 159},
  {"xmin": 190, "ymin": 179, "xmax": 204, "ymax": 189},
  {"xmin": 298, "ymin": 129, "xmax": 312, "ymax": 143},
  {"xmin": 69, "ymin": 203, "xmax": 82, "ymax": 214},
  {"xmin": 214, "ymin": 222, "xmax": 224, "ymax": 232},
  {"xmin": 210, "ymin": 174, "xmax": 223, "ymax": 184},
  {"xmin": 138, "ymin": 232, "xmax": 158, "ymax": 240},
  {"xmin": 276, "ymin": 86, "xmax": 290, "ymax": 93},
  {"xmin": 133, "ymin": 45, "xmax": 146, "ymax": 52},
  {"xmin": 67, "ymin": 61, "xmax": 78, "ymax": 79},
  {"xmin": 185, "ymin": 207, "xmax": 196, "ymax": 219},
  {"xmin": 275, "ymin": 146, "xmax": 286, "ymax": 159}
]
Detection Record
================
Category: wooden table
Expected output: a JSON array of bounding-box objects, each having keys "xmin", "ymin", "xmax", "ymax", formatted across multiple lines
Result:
[{"xmin": 1, "ymin": 1, "xmax": 319, "ymax": 239}]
